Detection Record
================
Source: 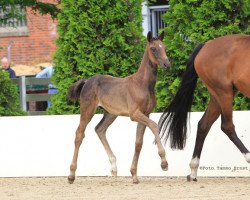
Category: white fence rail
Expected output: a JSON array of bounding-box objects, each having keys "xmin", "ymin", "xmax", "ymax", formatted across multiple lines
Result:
[{"xmin": 0, "ymin": 112, "xmax": 250, "ymax": 177}]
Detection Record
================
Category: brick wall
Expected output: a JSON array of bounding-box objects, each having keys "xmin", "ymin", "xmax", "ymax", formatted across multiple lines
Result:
[{"xmin": 0, "ymin": 1, "xmax": 57, "ymax": 65}]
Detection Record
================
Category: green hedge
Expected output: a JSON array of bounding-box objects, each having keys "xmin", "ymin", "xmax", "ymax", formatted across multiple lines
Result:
[
  {"xmin": 49, "ymin": 0, "xmax": 145, "ymax": 114},
  {"xmin": 0, "ymin": 69, "xmax": 26, "ymax": 116},
  {"xmin": 155, "ymin": 0, "xmax": 250, "ymax": 112}
]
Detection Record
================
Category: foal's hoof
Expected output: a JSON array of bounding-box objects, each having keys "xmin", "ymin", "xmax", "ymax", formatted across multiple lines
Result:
[
  {"xmin": 133, "ymin": 178, "xmax": 140, "ymax": 184},
  {"xmin": 68, "ymin": 176, "xmax": 75, "ymax": 184},
  {"xmin": 187, "ymin": 175, "xmax": 197, "ymax": 182},
  {"xmin": 161, "ymin": 162, "xmax": 168, "ymax": 171},
  {"xmin": 111, "ymin": 170, "xmax": 117, "ymax": 177}
]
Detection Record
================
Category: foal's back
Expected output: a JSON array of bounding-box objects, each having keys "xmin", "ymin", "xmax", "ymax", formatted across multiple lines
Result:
[{"xmin": 80, "ymin": 74, "xmax": 134, "ymax": 116}]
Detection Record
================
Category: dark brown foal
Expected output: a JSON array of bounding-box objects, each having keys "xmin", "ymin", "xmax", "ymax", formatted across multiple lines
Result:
[
  {"xmin": 159, "ymin": 34, "xmax": 250, "ymax": 181},
  {"xmin": 68, "ymin": 31, "xmax": 171, "ymax": 184}
]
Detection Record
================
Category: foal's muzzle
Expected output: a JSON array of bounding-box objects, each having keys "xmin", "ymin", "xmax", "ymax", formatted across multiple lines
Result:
[{"xmin": 160, "ymin": 59, "xmax": 171, "ymax": 69}]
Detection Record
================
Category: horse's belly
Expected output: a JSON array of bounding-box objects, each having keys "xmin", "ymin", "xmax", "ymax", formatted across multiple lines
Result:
[{"xmin": 98, "ymin": 101, "xmax": 129, "ymax": 116}]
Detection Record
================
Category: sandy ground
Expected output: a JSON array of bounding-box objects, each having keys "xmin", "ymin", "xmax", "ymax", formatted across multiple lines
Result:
[{"xmin": 0, "ymin": 176, "xmax": 250, "ymax": 200}]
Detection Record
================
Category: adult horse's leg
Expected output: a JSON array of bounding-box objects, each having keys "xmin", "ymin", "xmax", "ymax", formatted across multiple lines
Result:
[
  {"xmin": 218, "ymin": 91, "xmax": 250, "ymax": 163},
  {"xmin": 187, "ymin": 97, "xmax": 220, "ymax": 181},
  {"xmin": 130, "ymin": 110, "xmax": 168, "ymax": 171},
  {"xmin": 130, "ymin": 123, "xmax": 146, "ymax": 184},
  {"xmin": 95, "ymin": 111, "xmax": 118, "ymax": 176},
  {"xmin": 68, "ymin": 104, "xmax": 96, "ymax": 184}
]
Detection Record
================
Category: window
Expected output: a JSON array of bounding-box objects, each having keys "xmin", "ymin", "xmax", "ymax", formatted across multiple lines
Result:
[
  {"xmin": 149, "ymin": 5, "xmax": 169, "ymax": 37},
  {"xmin": 0, "ymin": 6, "xmax": 28, "ymax": 37}
]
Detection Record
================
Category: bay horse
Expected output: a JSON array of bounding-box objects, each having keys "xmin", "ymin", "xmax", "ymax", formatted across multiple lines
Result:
[
  {"xmin": 159, "ymin": 34, "xmax": 250, "ymax": 181},
  {"xmin": 68, "ymin": 31, "xmax": 170, "ymax": 184}
]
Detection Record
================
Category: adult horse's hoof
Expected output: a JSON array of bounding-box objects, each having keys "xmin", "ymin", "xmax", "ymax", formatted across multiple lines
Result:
[
  {"xmin": 187, "ymin": 175, "xmax": 197, "ymax": 182},
  {"xmin": 68, "ymin": 176, "xmax": 75, "ymax": 184}
]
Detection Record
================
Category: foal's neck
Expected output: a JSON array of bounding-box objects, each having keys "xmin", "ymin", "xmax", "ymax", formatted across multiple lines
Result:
[{"xmin": 136, "ymin": 50, "xmax": 158, "ymax": 84}]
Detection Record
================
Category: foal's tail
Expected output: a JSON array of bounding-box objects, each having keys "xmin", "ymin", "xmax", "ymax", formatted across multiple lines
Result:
[
  {"xmin": 159, "ymin": 43, "xmax": 205, "ymax": 150},
  {"xmin": 68, "ymin": 79, "xmax": 87, "ymax": 102}
]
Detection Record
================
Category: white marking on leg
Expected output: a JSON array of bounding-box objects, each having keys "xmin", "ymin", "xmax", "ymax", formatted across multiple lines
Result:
[
  {"xmin": 243, "ymin": 153, "xmax": 250, "ymax": 163},
  {"xmin": 109, "ymin": 156, "xmax": 117, "ymax": 175},
  {"xmin": 189, "ymin": 157, "xmax": 200, "ymax": 180},
  {"xmin": 159, "ymin": 44, "xmax": 163, "ymax": 48},
  {"xmin": 69, "ymin": 171, "xmax": 75, "ymax": 177}
]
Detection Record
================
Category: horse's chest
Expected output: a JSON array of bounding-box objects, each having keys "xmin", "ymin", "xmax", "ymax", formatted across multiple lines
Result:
[{"xmin": 142, "ymin": 94, "xmax": 156, "ymax": 113}]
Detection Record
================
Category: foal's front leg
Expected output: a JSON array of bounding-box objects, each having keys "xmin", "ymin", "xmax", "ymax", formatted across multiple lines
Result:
[
  {"xmin": 130, "ymin": 110, "xmax": 168, "ymax": 171},
  {"xmin": 130, "ymin": 123, "xmax": 146, "ymax": 184}
]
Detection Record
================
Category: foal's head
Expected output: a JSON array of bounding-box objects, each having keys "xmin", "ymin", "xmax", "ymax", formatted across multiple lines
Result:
[{"xmin": 146, "ymin": 31, "xmax": 171, "ymax": 69}]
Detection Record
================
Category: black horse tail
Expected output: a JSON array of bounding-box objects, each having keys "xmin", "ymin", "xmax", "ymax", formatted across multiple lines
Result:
[
  {"xmin": 159, "ymin": 43, "xmax": 205, "ymax": 150},
  {"xmin": 68, "ymin": 79, "xmax": 87, "ymax": 102}
]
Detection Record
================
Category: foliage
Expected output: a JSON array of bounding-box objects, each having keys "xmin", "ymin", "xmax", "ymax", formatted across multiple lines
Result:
[
  {"xmin": 0, "ymin": 69, "xmax": 26, "ymax": 116},
  {"xmin": 49, "ymin": 0, "xmax": 145, "ymax": 114},
  {"xmin": 155, "ymin": 0, "xmax": 250, "ymax": 112},
  {"xmin": 0, "ymin": 0, "xmax": 60, "ymax": 26}
]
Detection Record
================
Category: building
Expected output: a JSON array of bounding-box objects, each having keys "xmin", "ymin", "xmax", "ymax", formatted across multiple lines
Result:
[
  {"xmin": 0, "ymin": 1, "xmax": 57, "ymax": 65},
  {"xmin": 142, "ymin": 1, "xmax": 169, "ymax": 37}
]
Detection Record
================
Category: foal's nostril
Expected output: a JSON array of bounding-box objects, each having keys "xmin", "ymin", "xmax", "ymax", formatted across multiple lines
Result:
[
  {"xmin": 159, "ymin": 59, "xmax": 171, "ymax": 69},
  {"xmin": 164, "ymin": 62, "xmax": 171, "ymax": 69}
]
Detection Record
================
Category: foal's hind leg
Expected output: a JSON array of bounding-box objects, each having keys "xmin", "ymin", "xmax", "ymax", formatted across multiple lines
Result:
[
  {"xmin": 68, "ymin": 105, "xmax": 96, "ymax": 184},
  {"xmin": 130, "ymin": 110, "xmax": 168, "ymax": 171},
  {"xmin": 130, "ymin": 123, "xmax": 146, "ymax": 184},
  {"xmin": 187, "ymin": 97, "xmax": 220, "ymax": 181},
  {"xmin": 95, "ymin": 111, "xmax": 118, "ymax": 176}
]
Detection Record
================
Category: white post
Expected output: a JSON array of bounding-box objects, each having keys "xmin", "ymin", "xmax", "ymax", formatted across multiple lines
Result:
[
  {"xmin": 151, "ymin": 10, "xmax": 157, "ymax": 37},
  {"xmin": 19, "ymin": 76, "xmax": 27, "ymax": 111},
  {"xmin": 7, "ymin": 41, "xmax": 13, "ymax": 63}
]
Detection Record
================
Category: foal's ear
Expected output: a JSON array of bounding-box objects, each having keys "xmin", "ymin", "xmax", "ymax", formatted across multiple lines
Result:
[
  {"xmin": 158, "ymin": 31, "xmax": 164, "ymax": 41},
  {"xmin": 147, "ymin": 31, "xmax": 153, "ymax": 42}
]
